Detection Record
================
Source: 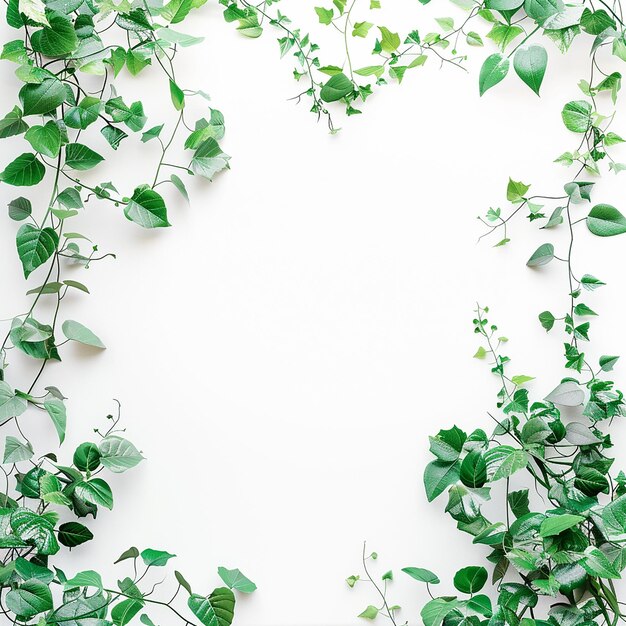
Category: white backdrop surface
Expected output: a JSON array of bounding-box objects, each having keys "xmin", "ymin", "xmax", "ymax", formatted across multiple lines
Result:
[{"xmin": 2, "ymin": 2, "xmax": 626, "ymax": 624}]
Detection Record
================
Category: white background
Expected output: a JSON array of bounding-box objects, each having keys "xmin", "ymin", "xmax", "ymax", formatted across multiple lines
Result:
[{"xmin": 2, "ymin": 2, "xmax": 626, "ymax": 624}]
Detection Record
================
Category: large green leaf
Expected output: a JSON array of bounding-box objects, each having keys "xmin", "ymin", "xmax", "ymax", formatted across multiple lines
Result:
[
  {"xmin": 479, "ymin": 53, "xmax": 509, "ymax": 96},
  {"xmin": 424, "ymin": 460, "xmax": 461, "ymax": 502},
  {"xmin": 0, "ymin": 153, "xmax": 45, "ymax": 186},
  {"xmin": 190, "ymin": 138, "xmax": 230, "ymax": 181},
  {"xmin": 74, "ymin": 479, "xmax": 113, "ymax": 510},
  {"xmin": 188, "ymin": 588, "xmax": 236, "ymax": 626},
  {"xmin": 460, "ymin": 450, "xmax": 487, "ymax": 488},
  {"xmin": 217, "ymin": 567, "xmax": 257, "ymax": 593},
  {"xmin": 0, "ymin": 106, "xmax": 28, "ymax": 138},
  {"xmin": 31, "ymin": 12, "xmax": 78, "ymax": 57},
  {"xmin": 484, "ymin": 446, "xmax": 528, "ymax": 480},
  {"xmin": 65, "ymin": 143, "xmax": 104, "ymax": 170},
  {"xmin": 61, "ymin": 319, "xmax": 105, "ymax": 348},
  {"xmin": 99, "ymin": 436, "xmax": 143, "ymax": 473},
  {"xmin": 586, "ymin": 204, "xmax": 626, "ymax": 236},
  {"xmin": 19, "ymin": 78, "xmax": 66, "ymax": 116},
  {"xmin": 421, "ymin": 598, "xmax": 458, "ymax": 626},
  {"xmin": 24, "ymin": 121, "xmax": 61, "ymax": 158},
  {"xmin": 0, "ymin": 381, "xmax": 28, "ymax": 423},
  {"xmin": 513, "ymin": 45, "xmax": 547, "ymax": 95},
  {"xmin": 10, "ymin": 508, "xmax": 59, "ymax": 555},
  {"xmin": 562, "ymin": 100, "xmax": 592, "ymax": 133},
  {"xmin": 58, "ymin": 521, "xmax": 93, "ymax": 548},
  {"xmin": 453, "ymin": 566, "xmax": 488, "ymax": 594},
  {"xmin": 402, "ymin": 567, "xmax": 440, "ymax": 584},
  {"xmin": 124, "ymin": 185, "xmax": 170, "ymax": 228},
  {"xmin": 16, "ymin": 224, "xmax": 58, "ymax": 278},
  {"xmin": 539, "ymin": 514, "xmax": 584, "ymax": 537},
  {"xmin": 64, "ymin": 97, "xmax": 102, "ymax": 130},
  {"xmin": 5, "ymin": 579, "xmax": 53, "ymax": 618},
  {"xmin": 141, "ymin": 548, "xmax": 176, "ymax": 566},
  {"xmin": 320, "ymin": 72, "xmax": 354, "ymax": 102}
]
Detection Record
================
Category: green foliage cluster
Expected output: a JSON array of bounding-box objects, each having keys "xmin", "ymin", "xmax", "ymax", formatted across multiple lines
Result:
[
  {"xmin": 339, "ymin": 0, "xmax": 626, "ymax": 623},
  {"xmin": 0, "ymin": 0, "xmax": 251, "ymax": 623},
  {"xmin": 219, "ymin": 0, "xmax": 626, "ymax": 127}
]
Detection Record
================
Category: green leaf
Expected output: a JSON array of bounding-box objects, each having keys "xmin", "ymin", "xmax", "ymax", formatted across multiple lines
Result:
[
  {"xmin": 421, "ymin": 598, "xmax": 458, "ymax": 626},
  {"xmin": 170, "ymin": 79, "xmax": 185, "ymax": 110},
  {"xmin": 5, "ymin": 580, "xmax": 53, "ymax": 618},
  {"xmin": 19, "ymin": 78, "xmax": 66, "ymax": 116},
  {"xmin": 314, "ymin": 7, "xmax": 334, "ymax": 24},
  {"xmin": 508, "ymin": 489, "xmax": 530, "ymax": 518},
  {"xmin": 479, "ymin": 53, "xmax": 509, "ymax": 96},
  {"xmin": 161, "ymin": 0, "xmax": 193, "ymax": 24},
  {"xmin": 44, "ymin": 397, "xmax": 66, "ymax": 444},
  {"xmin": 124, "ymin": 185, "xmax": 170, "ymax": 228},
  {"xmin": 460, "ymin": 450, "xmax": 487, "ymax": 488},
  {"xmin": 58, "ymin": 521, "xmax": 93, "ymax": 547},
  {"xmin": 512, "ymin": 375, "xmax": 534, "ymax": 386},
  {"xmin": 112, "ymin": 598, "xmax": 144, "ymax": 626},
  {"xmin": 99, "ymin": 436, "xmax": 143, "ymax": 472},
  {"xmin": 101, "ymin": 125, "xmax": 128, "ymax": 150},
  {"xmin": 320, "ymin": 72, "xmax": 354, "ymax": 102},
  {"xmin": 8, "ymin": 197, "xmax": 32, "ymax": 221},
  {"xmin": 3, "ymin": 436, "xmax": 33, "ymax": 463},
  {"xmin": 402, "ymin": 567, "xmax": 440, "ymax": 584},
  {"xmin": 424, "ymin": 460, "xmax": 461, "ymax": 501},
  {"xmin": 61, "ymin": 320, "xmax": 105, "ymax": 348},
  {"xmin": 600, "ymin": 355, "xmax": 619, "ymax": 372},
  {"xmin": 65, "ymin": 143, "xmax": 104, "ymax": 170},
  {"xmin": 358, "ymin": 605, "xmax": 379, "ymax": 619},
  {"xmin": 507, "ymin": 178, "xmax": 530, "ymax": 202},
  {"xmin": 64, "ymin": 97, "xmax": 102, "ymax": 130},
  {"xmin": 454, "ymin": 566, "xmax": 488, "ymax": 594},
  {"xmin": 190, "ymin": 139, "xmax": 230, "ymax": 181},
  {"xmin": 484, "ymin": 446, "xmax": 528, "ymax": 480},
  {"xmin": 539, "ymin": 514, "xmax": 584, "ymax": 537},
  {"xmin": 545, "ymin": 381, "xmax": 585, "ymax": 406},
  {"xmin": 74, "ymin": 478, "xmax": 113, "ymax": 509},
  {"xmin": 513, "ymin": 45, "xmax": 547, "ymax": 95},
  {"xmin": 378, "ymin": 26, "xmax": 400, "ymax": 52},
  {"xmin": 352, "ymin": 21, "xmax": 373, "ymax": 37},
  {"xmin": 65, "ymin": 570, "xmax": 103, "ymax": 590},
  {"xmin": 0, "ymin": 106, "xmax": 28, "ymax": 138},
  {"xmin": 581, "ymin": 546, "xmax": 621, "ymax": 578},
  {"xmin": 562, "ymin": 100, "xmax": 592, "ymax": 133},
  {"xmin": 141, "ymin": 548, "xmax": 176, "ymax": 566},
  {"xmin": 16, "ymin": 225, "xmax": 58, "ymax": 278},
  {"xmin": 188, "ymin": 588, "xmax": 236, "ymax": 626},
  {"xmin": 586, "ymin": 204, "xmax": 626, "ymax": 236},
  {"xmin": 0, "ymin": 153, "xmax": 45, "ymax": 187},
  {"xmin": 24, "ymin": 121, "xmax": 61, "ymax": 158},
  {"xmin": 527, "ymin": 243, "xmax": 554, "ymax": 267},
  {"xmin": 217, "ymin": 567, "xmax": 257, "ymax": 593},
  {"xmin": 31, "ymin": 12, "xmax": 78, "ymax": 57}
]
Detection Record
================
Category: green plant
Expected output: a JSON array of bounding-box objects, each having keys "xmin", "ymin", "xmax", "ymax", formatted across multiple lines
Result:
[{"xmin": 0, "ymin": 0, "xmax": 251, "ymax": 622}]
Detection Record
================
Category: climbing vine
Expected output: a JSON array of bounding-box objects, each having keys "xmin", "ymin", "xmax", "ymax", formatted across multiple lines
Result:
[
  {"xmin": 0, "ymin": 0, "xmax": 252, "ymax": 623},
  {"xmin": 343, "ymin": 0, "xmax": 626, "ymax": 623}
]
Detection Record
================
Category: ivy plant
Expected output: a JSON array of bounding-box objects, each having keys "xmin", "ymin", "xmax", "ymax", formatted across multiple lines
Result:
[{"xmin": 0, "ymin": 0, "xmax": 251, "ymax": 623}]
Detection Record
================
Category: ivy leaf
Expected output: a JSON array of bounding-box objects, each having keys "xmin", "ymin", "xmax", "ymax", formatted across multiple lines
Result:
[
  {"xmin": 545, "ymin": 381, "xmax": 585, "ymax": 406},
  {"xmin": 402, "ymin": 567, "xmax": 440, "ymax": 584},
  {"xmin": 57, "ymin": 521, "xmax": 93, "ymax": 547},
  {"xmin": 378, "ymin": 26, "xmax": 400, "ymax": 52},
  {"xmin": 513, "ymin": 45, "xmax": 547, "ymax": 95},
  {"xmin": 5, "ymin": 580, "xmax": 53, "ymax": 618},
  {"xmin": 31, "ymin": 12, "xmax": 78, "ymax": 57},
  {"xmin": 581, "ymin": 547, "xmax": 621, "ymax": 578},
  {"xmin": 74, "ymin": 478, "xmax": 113, "ymax": 510},
  {"xmin": 24, "ymin": 121, "xmax": 61, "ymax": 158},
  {"xmin": 562, "ymin": 100, "xmax": 592, "ymax": 133},
  {"xmin": 479, "ymin": 53, "xmax": 509, "ymax": 96},
  {"xmin": 44, "ymin": 397, "xmax": 66, "ymax": 443},
  {"xmin": 526, "ymin": 243, "xmax": 554, "ymax": 267},
  {"xmin": 61, "ymin": 320, "xmax": 105, "ymax": 348},
  {"xmin": 564, "ymin": 422, "xmax": 602, "ymax": 445},
  {"xmin": 16, "ymin": 225, "xmax": 59, "ymax": 278},
  {"xmin": 453, "ymin": 566, "xmax": 488, "ymax": 594},
  {"xmin": 314, "ymin": 7, "xmax": 334, "ymax": 24},
  {"xmin": 99, "ymin": 436, "xmax": 143, "ymax": 472},
  {"xmin": 3, "ymin": 436, "xmax": 33, "ymax": 463},
  {"xmin": 64, "ymin": 570, "xmax": 103, "ymax": 590},
  {"xmin": 19, "ymin": 79, "xmax": 66, "ymax": 116},
  {"xmin": 0, "ymin": 153, "xmax": 45, "ymax": 187},
  {"xmin": 600, "ymin": 355, "xmax": 619, "ymax": 371},
  {"xmin": 188, "ymin": 588, "xmax": 235, "ymax": 626},
  {"xmin": 484, "ymin": 445, "xmax": 528, "ymax": 480},
  {"xmin": 459, "ymin": 450, "xmax": 487, "ymax": 488},
  {"xmin": 358, "ymin": 606, "xmax": 379, "ymax": 619},
  {"xmin": 0, "ymin": 106, "xmax": 28, "ymax": 138},
  {"xmin": 539, "ymin": 514, "xmax": 584, "ymax": 537},
  {"xmin": 421, "ymin": 598, "xmax": 458, "ymax": 626},
  {"xmin": 161, "ymin": 0, "xmax": 193, "ymax": 24},
  {"xmin": 65, "ymin": 143, "xmax": 104, "ymax": 170},
  {"xmin": 124, "ymin": 185, "xmax": 170, "ymax": 228},
  {"xmin": 8, "ymin": 197, "xmax": 32, "ymax": 221},
  {"xmin": 586, "ymin": 204, "xmax": 626, "ymax": 236},
  {"xmin": 64, "ymin": 97, "xmax": 102, "ymax": 130},
  {"xmin": 217, "ymin": 567, "xmax": 257, "ymax": 593},
  {"xmin": 424, "ymin": 460, "xmax": 461, "ymax": 501},
  {"xmin": 169, "ymin": 80, "xmax": 185, "ymax": 110},
  {"xmin": 320, "ymin": 72, "xmax": 354, "ymax": 102},
  {"xmin": 190, "ymin": 139, "xmax": 231, "ymax": 181},
  {"xmin": 141, "ymin": 548, "xmax": 176, "ymax": 566}
]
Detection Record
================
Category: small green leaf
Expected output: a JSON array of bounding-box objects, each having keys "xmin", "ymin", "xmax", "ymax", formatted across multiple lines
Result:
[
  {"xmin": 62, "ymin": 320, "xmax": 105, "ymax": 348},
  {"xmin": 124, "ymin": 185, "xmax": 170, "ymax": 228},
  {"xmin": 217, "ymin": 567, "xmax": 257, "ymax": 593},
  {"xmin": 527, "ymin": 243, "xmax": 554, "ymax": 267},
  {"xmin": 320, "ymin": 72, "xmax": 354, "ymax": 102},
  {"xmin": 402, "ymin": 567, "xmax": 440, "ymax": 584},
  {"xmin": 513, "ymin": 45, "xmax": 547, "ymax": 95},
  {"xmin": 479, "ymin": 53, "xmax": 509, "ymax": 96},
  {"xmin": 141, "ymin": 549, "xmax": 176, "ymax": 566}
]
